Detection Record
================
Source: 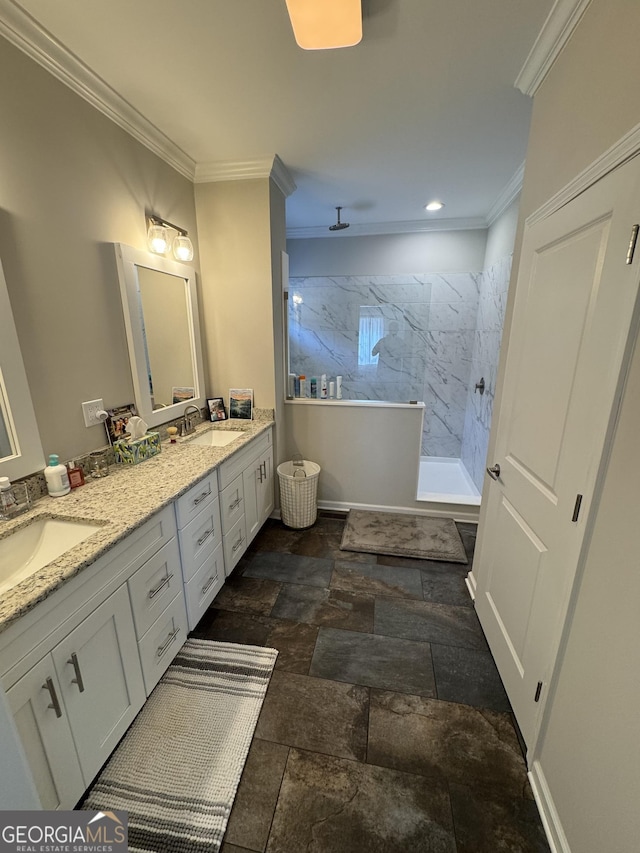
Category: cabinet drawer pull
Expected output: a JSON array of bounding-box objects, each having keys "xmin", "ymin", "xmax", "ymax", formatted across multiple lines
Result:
[
  {"xmin": 42, "ymin": 677, "xmax": 63, "ymax": 718},
  {"xmin": 229, "ymin": 496, "xmax": 242, "ymax": 511},
  {"xmin": 261, "ymin": 461, "xmax": 267, "ymax": 478},
  {"xmin": 197, "ymin": 529, "xmax": 213, "ymax": 547},
  {"xmin": 157, "ymin": 627, "xmax": 180, "ymax": 658},
  {"xmin": 193, "ymin": 489, "xmax": 211, "ymax": 507},
  {"xmin": 257, "ymin": 464, "xmax": 263, "ymax": 484},
  {"xmin": 201, "ymin": 574, "xmax": 217, "ymax": 595},
  {"xmin": 67, "ymin": 653, "xmax": 85, "ymax": 693},
  {"xmin": 148, "ymin": 573, "xmax": 174, "ymax": 599},
  {"xmin": 232, "ymin": 535, "xmax": 244, "ymax": 553}
]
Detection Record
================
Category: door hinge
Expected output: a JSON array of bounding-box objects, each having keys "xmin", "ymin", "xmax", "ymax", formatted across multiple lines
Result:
[
  {"xmin": 572, "ymin": 493, "xmax": 583, "ymax": 523},
  {"xmin": 626, "ymin": 224, "xmax": 639, "ymax": 264},
  {"xmin": 534, "ymin": 681, "xmax": 543, "ymax": 703}
]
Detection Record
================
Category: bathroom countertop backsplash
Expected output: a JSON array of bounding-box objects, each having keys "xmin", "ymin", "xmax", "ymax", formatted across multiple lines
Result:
[{"xmin": 0, "ymin": 417, "xmax": 274, "ymax": 634}]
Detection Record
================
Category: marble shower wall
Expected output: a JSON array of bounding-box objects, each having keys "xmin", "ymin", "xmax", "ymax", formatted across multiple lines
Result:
[
  {"xmin": 288, "ymin": 274, "xmax": 479, "ymax": 457},
  {"xmin": 460, "ymin": 254, "xmax": 512, "ymax": 492}
]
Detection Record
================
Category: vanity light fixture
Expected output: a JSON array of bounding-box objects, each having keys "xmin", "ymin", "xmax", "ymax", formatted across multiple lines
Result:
[
  {"xmin": 146, "ymin": 216, "xmax": 194, "ymax": 262},
  {"xmin": 285, "ymin": 0, "xmax": 362, "ymax": 50},
  {"xmin": 425, "ymin": 201, "xmax": 445, "ymax": 212}
]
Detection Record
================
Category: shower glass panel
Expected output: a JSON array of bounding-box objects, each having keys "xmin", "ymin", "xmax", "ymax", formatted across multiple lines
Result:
[
  {"xmin": 287, "ymin": 273, "xmax": 482, "ymax": 460},
  {"xmin": 288, "ymin": 275, "xmax": 432, "ymax": 404}
]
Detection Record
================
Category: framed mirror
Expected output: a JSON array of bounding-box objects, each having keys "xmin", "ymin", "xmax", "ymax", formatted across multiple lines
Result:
[
  {"xmin": 115, "ymin": 244, "xmax": 206, "ymax": 429},
  {"xmin": 0, "ymin": 259, "xmax": 45, "ymax": 480}
]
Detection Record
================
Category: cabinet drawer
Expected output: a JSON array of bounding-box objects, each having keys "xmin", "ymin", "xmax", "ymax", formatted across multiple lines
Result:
[
  {"xmin": 184, "ymin": 542, "xmax": 225, "ymax": 630},
  {"xmin": 220, "ymin": 475, "xmax": 245, "ymax": 533},
  {"xmin": 174, "ymin": 472, "xmax": 218, "ymax": 529},
  {"xmin": 223, "ymin": 515, "xmax": 247, "ymax": 576},
  {"xmin": 178, "ymin": 497, "xmax": 222, "ymax": 582},
  {"xmin": 218, "ymin": 430, "xmax": 272, "ymax": 489},
  {"xmin": 138, "ymin": 593, "xmax": 188, "ymax": 696},
  {"xmin": 128, "ymin": 538, "xmax": 183, "ymax": 639}
]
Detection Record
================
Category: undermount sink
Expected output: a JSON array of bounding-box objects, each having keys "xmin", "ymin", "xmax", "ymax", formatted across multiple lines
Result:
[
  {"xmin": 0, "ymin": 517, "xmax": 102, "ymax": 595},
  {"xmin": 188, "ymin": 429, "xmax": 243, "ymax": 448}
]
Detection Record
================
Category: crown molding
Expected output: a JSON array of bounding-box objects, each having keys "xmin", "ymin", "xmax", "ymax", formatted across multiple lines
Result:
[
  {"xmin": 0, "ymin": 0, "xmax": 195, "ymax": 180},
  {"xmin": 515, "ymin": 0, "xmax": 593, "ymax": 96},
  {"xmin": 486, "ymin": 162, "xmax": 524, "ymax": 225},
  {"xmin": 195, "ymin": 157, "xmax": 275, "ymax": 183},
  {"xmin": 287, "ymin": 217, "xmax": 487, "ymax": 240},
  {"xmin": 195, "ymin": 154, "xmax": 297, "ymax": 197}
]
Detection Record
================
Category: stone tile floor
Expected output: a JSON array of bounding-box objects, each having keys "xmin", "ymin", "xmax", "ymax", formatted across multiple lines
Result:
[{"xmin": 191, "ymin": 514, "xmax": 551, "ymax": 853}]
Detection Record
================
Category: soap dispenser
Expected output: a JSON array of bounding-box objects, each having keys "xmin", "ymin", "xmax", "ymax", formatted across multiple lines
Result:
[{"xmin": 44, "ymin": 454, "xmax": 71, "ymax": 497}]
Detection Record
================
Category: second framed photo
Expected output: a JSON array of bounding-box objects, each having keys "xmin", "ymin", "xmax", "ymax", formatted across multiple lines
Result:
[
  {"xmin": 229, "ymin": 388, "xmax": 253, "ymax": 420},
  {"xmin": 207, "ymin": 397, "xmax": 227, "ymax": 421}
]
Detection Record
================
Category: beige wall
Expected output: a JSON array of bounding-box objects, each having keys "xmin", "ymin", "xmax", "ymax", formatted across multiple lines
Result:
[
  {"xmin": 476, "ymin": 1, "xmax": 640, "ymax": 850},
  {"xmin": 269, "ymin": 183, "xmax": 287, "ymax": 468},
  {"xmin": 520, "ymin": 0, "xmax": 640, "ymax": 220},
  {"xmin": 0, "ymin": 36, "xmax": 200, "ymax": 463},
  {"xmin": 195, "ymin": 179, "xmax": 279, "ymax": 413},
  {"xmin": 283, "ymin": 402, "xmax": 479, "ymax": 522},
  {"xmin": 287, "ymin": 229, "xmax": 487, "ymax": 276}
]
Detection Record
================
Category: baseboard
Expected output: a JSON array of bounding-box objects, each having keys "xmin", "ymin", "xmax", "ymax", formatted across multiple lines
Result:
[
  {"xmin": 529, "ymin": 761, "xmax": 571, "ymax": 853},
  {"xmin": 317, "ymin": 499, "xmax": 480, "ymax": 524}
]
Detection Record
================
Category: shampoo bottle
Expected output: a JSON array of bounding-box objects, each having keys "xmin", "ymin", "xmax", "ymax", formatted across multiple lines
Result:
[
  {"xmin": 320, "ymin": 374, "xmax": 328, "ymax": 399},
  {"xmin": 336, "ymin": 376, "xmax": 343, "ymax": 399},
  {"xmin": 44, "ymin": 454, "xmax": 71, "ymax": 497}
]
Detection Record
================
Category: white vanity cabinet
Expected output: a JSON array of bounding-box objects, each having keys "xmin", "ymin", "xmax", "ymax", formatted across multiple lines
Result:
[
  {"xmin": 0, "ymin": 504, "xmax": 185, "ymax": 810},
  {"xmin": 175, "ymin": 472, "xmax": 225, "ymax": 630},
  {"xmin": 6, "ymin": 585, "xmax": 144, "ymax": 809},
  {"xmin": 218, "ymin": 428, "xmax": 274, "ymax": 574},
  {"xmin": 6, "ymin": 655, "xmax": 84, "ymax": 810}
]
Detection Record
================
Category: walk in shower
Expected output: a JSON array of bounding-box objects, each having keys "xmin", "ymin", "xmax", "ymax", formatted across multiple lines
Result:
[{"xmin": 287, "ymin": 260, "xmax": 511, "ymax": 507}]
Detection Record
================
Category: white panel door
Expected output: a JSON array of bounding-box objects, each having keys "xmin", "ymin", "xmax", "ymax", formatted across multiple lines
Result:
[{"xmin": 475, "ymin": 155, "xmax": 640, "ymax": 749}]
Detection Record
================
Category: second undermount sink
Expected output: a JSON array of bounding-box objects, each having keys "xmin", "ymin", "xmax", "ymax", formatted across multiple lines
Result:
[
  {"xmin": 0, "ymin": 517, "xmax": 102, "ymax": 595},
  {"xmin": 188, "ymin": 429, "xmax": 243, "ymax": 448}
]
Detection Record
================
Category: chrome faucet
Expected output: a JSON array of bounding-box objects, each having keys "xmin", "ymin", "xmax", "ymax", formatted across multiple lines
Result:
[{"xmin": 180, "ymin": 404, "xmax": 201, "ymax": 436}]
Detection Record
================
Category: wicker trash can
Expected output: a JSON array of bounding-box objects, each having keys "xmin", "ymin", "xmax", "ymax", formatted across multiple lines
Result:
[{"xmin": 277, "ymin": 459, "xmax": 321, "ymax": 529}]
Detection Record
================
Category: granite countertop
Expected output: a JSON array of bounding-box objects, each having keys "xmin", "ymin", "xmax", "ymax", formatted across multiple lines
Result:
[{"xmin": 0, "ymin": 419, "xmax": 273, "ymax": 634}]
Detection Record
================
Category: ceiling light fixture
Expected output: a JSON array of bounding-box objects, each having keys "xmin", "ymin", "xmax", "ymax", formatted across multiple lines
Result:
[
  {"xmin": 285, "ymin": 0, "xmax": 362, "ymax": 50},
  {"xmin": 147, "ymin": 216, "xmax": 194, "ymax": 262},
  {"xmin": 329, "ymin": 206, "xmax": 350, "ymax": 231},
  {"xmin": 425, "ymin": 201, "xmax": 445, "ymax": 212}
]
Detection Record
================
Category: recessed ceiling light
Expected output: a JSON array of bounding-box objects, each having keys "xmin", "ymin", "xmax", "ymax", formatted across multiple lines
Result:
[{"xmin": 425, "ymin": 201, "xmax": 445, "ymax": 212}]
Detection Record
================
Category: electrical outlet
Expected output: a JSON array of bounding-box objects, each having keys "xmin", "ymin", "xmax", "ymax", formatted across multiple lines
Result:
[{"xmin": 82, "ymin": 399, "xmax": 105, "ymax": 428}]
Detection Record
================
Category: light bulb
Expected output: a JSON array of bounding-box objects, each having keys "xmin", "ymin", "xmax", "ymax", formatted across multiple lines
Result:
[
  {"xmin": 425, "ymin": 201, "xmax": 445, "ymax": 212},
  {"xmin": 173, "ymin": 234, "xmax": 194, "ymax": 262},
  {"xmin": 147, "ymin": 223, "xmax": 168, "ymax": 254}
]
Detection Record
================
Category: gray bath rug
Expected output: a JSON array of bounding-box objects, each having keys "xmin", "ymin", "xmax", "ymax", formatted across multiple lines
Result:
[
  {"xmin": 83, "ymin": 638, "xmax": 278, "ymax": 852},
  {"xmin": 340, "ymin": 510, "xmax": 468, "ymax": 564}
]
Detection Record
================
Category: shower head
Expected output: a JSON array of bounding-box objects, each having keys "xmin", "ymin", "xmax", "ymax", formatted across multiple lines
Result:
[{"xmin": 329, "ymin": 206, "xmax": 350, "ymax": 231}]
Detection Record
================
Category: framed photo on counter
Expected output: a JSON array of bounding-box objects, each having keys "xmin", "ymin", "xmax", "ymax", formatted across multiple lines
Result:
[
  {"xmin": 207, "ymin": 397, "xmax": 227, "ymax": 421},
  {"xmin": 229, "ymin": 388, "xmax": 253, "ymax": 420},
  {"xmin": 105, "ymin": 403, "xmax": 137, "ymax": 443}
]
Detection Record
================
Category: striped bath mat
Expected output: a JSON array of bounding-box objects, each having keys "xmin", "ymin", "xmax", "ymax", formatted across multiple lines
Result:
[{"xmin": 83, "ymin": 638, "xmax": 277, "ymax": 852}]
